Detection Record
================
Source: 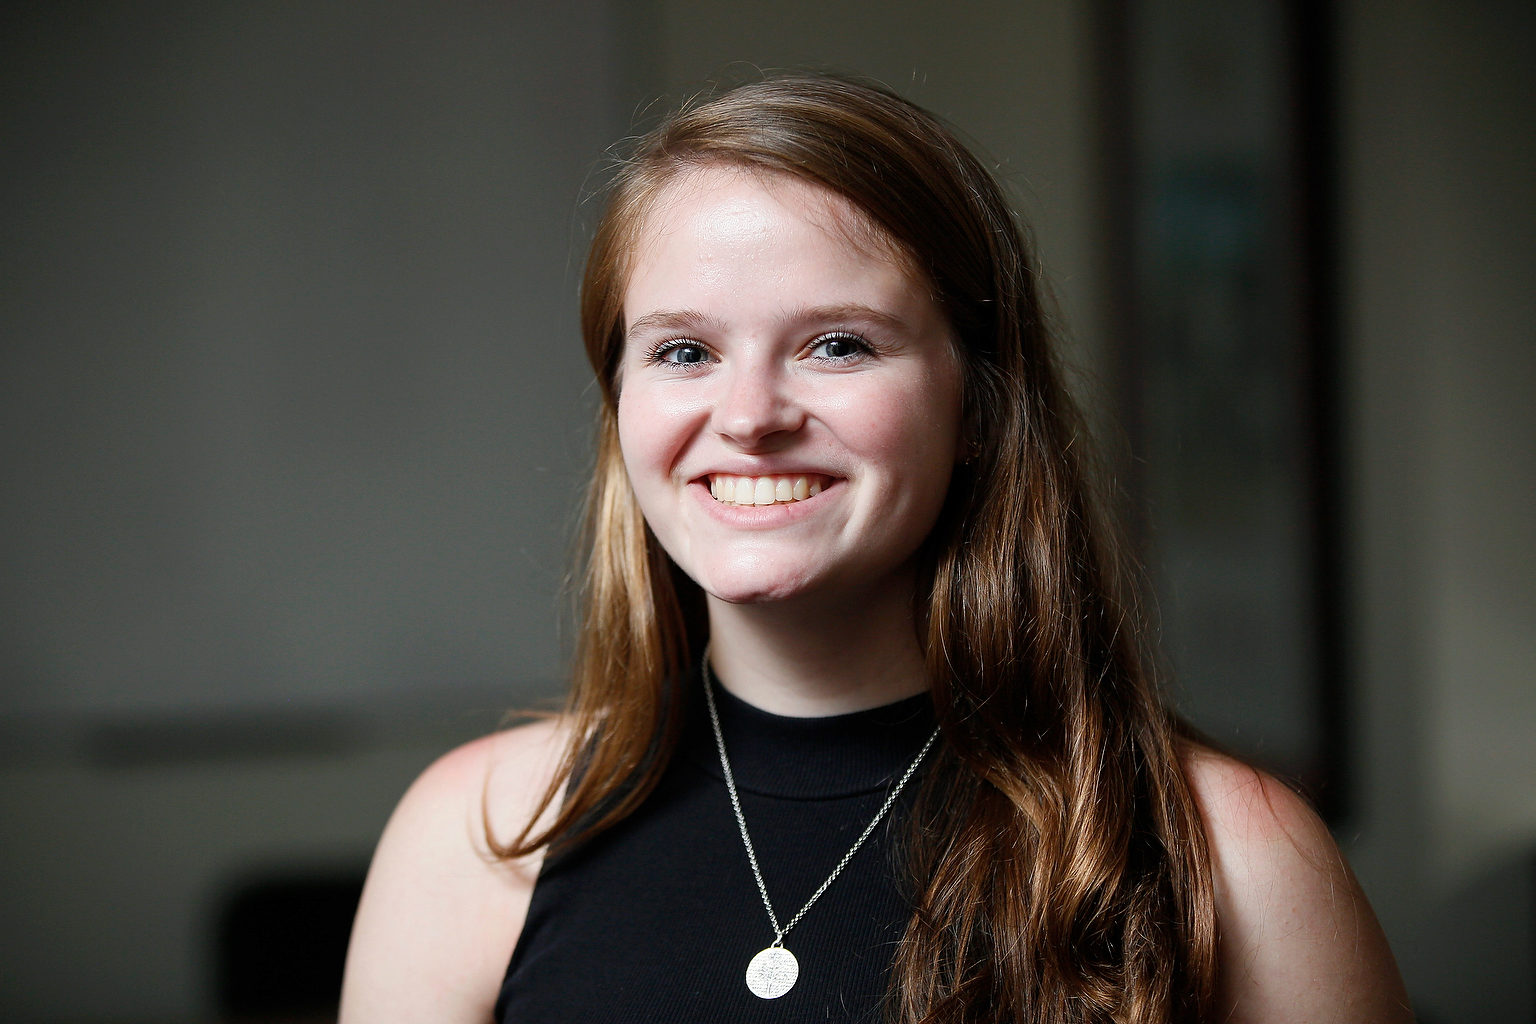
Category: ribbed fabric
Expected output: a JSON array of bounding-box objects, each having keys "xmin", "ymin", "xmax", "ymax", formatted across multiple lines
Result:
[{"xmin": 495, "ymin": 676, "xmax": 936, "ymax": 1023}]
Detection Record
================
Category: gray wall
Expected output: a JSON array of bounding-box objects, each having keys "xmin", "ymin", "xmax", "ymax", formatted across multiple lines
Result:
[
  {"xmin": 2, "ymin": 3, "xmax": 618, "ymax": 1019},
  {"xmin": 1, "ymin": 3, "xmax": 617, "ymax": 721},
  {"xmin": 1340, "ymin": 1, "xmax": 1536, "ymax": 1019}
]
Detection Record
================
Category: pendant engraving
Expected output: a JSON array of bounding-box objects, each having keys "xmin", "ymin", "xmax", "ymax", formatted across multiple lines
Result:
[{"xmin": 745, "ymin": 945, "xmax": 799, "ymax": 999}]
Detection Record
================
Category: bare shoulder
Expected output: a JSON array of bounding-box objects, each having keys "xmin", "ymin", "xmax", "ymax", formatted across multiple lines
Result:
[
  {"xmin": 339, "ymin": 717, "xmax": 571, "ymax": 1023},
  {"xmin": 1182, "ymin": 747, "xmax": 1413, "ymax": 1023}
]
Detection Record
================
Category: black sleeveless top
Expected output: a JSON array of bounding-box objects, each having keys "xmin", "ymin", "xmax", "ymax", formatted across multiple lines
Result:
[{"xmin": 495, "ymin": 679, "xmax": 936, "ymax": 1023}]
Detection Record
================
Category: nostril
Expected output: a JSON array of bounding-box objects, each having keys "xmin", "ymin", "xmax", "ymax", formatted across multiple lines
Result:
[
  {"xmin": 712, "ymin": 371, "xmax": 805, "ymax": 447},
  {"xmin": 715, "ymin": 404, "xmax": 806, "ymax": 450}
]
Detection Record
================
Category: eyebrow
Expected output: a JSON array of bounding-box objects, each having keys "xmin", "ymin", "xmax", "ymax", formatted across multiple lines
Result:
[
  {"xmin": 624, "ymin": 303, "xmax": 909, "ymax": 340},
  {"xmin": 789, "ymin": 303, "xmax": 909, "ymax": 333},
  {"xmin": 624, "ymin": 309, "xmax": 725, "ymax": 339}
]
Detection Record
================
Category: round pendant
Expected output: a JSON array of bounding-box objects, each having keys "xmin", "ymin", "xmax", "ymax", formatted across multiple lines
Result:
[{"xmin": 745, "ymin": 944, "xmax": 799, "ymax": 999}]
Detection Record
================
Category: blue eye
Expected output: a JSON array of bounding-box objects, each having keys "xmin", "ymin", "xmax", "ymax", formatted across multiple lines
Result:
[
  {"xmin": 810, "ymin": 332, "xmax": 872, "ymax": 361},
  {"xmin": 649, "ymin": 340, "xmax": 711, "ymax": 366}
]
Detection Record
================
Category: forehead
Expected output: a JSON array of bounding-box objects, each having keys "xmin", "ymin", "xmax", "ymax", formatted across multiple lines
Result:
[{"xmin": 624, "ymin": 163, "xmax": 917, "ymax": 287}]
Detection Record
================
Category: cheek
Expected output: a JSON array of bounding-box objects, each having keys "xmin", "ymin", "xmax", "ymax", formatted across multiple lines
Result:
[
  {"xmin": 615, "ymin": 395, "xmax": 660, "ymax": 487},
  {"xmin": 619, "ymin": 381, "xmax": 713, "ymax": 451},
  {"xmin": 856, "ymin": 377, "xmax": 963, "ymax": 467},
  {"xmin": 616, "ymin": 387, "xmax": 694, "ymax": 501}
]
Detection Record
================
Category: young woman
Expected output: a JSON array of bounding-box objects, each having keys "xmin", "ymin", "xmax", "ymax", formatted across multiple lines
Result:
[{"xmin": 340, "ymin": 74, "xmax": 1410, "ymax": 1023}]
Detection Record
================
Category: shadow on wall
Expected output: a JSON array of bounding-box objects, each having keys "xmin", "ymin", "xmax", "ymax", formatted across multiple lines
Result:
[{"xmin": 213, "ymin": 868, "xmax": 365, "ymax": 1023}]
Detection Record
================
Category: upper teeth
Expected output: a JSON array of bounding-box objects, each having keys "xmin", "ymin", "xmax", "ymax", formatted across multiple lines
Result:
[{"xmin": 709, "ymin": 475, "xmax": 825, "ymax": 506}]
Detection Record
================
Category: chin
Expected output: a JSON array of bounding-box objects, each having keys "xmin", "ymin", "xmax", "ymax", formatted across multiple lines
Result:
[
  {"xmin": 702, "ymin": 579, "xmax": 816, "ymax": 607},
  {"xmin": 690, "ymin": 562, "xmax": 823, "ymax": 607}
]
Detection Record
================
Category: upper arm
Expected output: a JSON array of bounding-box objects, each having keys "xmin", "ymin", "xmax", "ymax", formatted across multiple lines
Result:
[
  {"xmin": 1186, "ymin": 751, "xmax": 1412, "ymax": 1024},
  {"xmin": 339, "ymin": 719, "xmax": 567, "ymax": 1024}
]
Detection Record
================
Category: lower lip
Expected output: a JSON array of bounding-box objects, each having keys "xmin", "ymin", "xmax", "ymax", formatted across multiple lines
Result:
[{"xmin": 689, "ymin": 480, "xmax": 840, "ymax": 526}]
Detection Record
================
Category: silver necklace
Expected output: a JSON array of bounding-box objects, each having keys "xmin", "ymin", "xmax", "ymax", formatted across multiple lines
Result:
[{"xmin": 701, "ymin": 657, "xmax": 940, "ymax": 1000}]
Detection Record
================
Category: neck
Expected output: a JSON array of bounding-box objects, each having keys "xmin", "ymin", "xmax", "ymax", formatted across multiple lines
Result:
[{"xmin": 703, "ymin": 576, "xmax": 929, "ymax": 717}]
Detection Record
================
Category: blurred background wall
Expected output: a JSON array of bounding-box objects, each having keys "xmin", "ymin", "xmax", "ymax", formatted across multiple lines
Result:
[{"xmin": 1, "ymin": 2, "xmax": 1530, "ymax": 1021}]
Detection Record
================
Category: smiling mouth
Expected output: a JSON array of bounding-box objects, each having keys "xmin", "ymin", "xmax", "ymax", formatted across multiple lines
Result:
[{"xmin": 708, "ymin": 474, "xmax": 829, "ymax": 506}]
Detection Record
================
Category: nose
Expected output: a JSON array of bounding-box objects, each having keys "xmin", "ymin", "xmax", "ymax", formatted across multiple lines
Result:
[{"xmin": 712, "ymin": 360, "xmax": 805, "ymax": 450}]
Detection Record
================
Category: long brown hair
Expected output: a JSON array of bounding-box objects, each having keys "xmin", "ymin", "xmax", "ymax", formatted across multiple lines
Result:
[{"xmin": 493, "ymin": 73, "xmax": 1218, "ymax": 1023}]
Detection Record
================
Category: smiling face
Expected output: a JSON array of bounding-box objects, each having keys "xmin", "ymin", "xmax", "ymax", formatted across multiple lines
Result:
[{"xmin": 615, "ymin": 165, "xmax": 964, "ymax": 609}]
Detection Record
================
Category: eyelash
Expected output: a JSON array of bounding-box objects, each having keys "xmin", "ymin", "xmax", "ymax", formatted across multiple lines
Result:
[
  {"xmin": 640, "ymin": 331, "xmax": 876, "ymax": 370},
  {"xmin": 807, "ymin": 331, "xmax": 874, "ymax": 363},
  {"xmin": 644, "ymin": 338, "xmax": 712, "ymax": 369}
]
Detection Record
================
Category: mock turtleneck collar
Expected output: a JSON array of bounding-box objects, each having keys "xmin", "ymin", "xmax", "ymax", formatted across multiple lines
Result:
[{"xmin": 681, "ymin": 669, "xmax": 937, "ymax": 800}]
